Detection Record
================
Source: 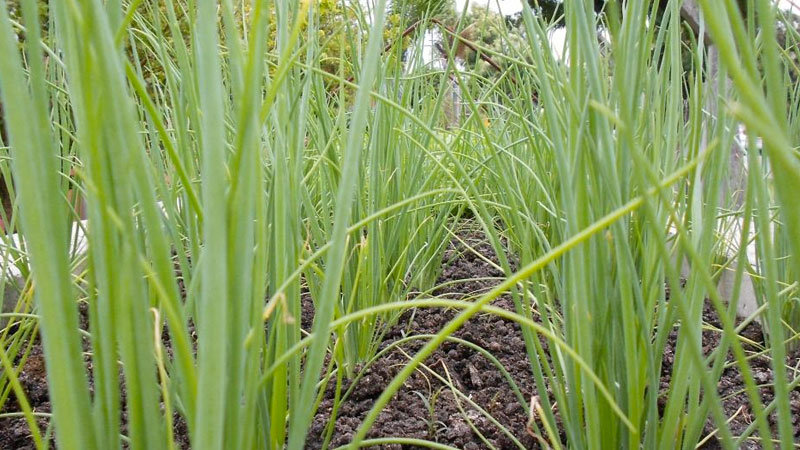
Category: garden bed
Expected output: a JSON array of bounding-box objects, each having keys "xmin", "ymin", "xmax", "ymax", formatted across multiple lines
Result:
[{"xmin": 2, "ymin": 232, "xmax": 799, "ymax": 449}]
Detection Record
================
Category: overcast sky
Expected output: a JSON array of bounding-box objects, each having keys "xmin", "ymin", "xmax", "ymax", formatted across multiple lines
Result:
[{"xmin": 454, "ymin": 0, "xmax": 524, "ymax": 16}]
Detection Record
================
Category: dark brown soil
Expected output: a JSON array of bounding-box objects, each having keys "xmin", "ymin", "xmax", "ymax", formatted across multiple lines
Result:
[
  {"xmin": 2, "ymin": 229, "xmax": 799, "ymax": 449},
  {"xmin": 305, "ymin": 231, "xmax": 800, "ymax": 449},
  {"xmin": 0, "ymin": 344, "xmax": 52, "ymax": 450},
  {"xmin": 660, "ymin": 300, "xmax": 800, "ymax": 449},
  {"xmin": 0, "ymin": 302, "xmax": 192, "ymax": 450},
  {"xmin": 306, "ymin": 232, "xmax": 542, "ymax": 450}
]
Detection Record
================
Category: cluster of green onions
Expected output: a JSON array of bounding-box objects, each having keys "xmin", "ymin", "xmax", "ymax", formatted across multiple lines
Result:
[{"xmin": 0, "ymin": 0, "xmax": 798, "ymax": 449}]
